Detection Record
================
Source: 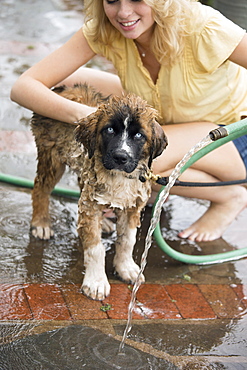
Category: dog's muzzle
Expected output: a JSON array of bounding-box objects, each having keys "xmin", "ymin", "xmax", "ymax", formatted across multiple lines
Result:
[{"xmin": 103, "ymin": 149, "xmax": 137, "ymax": 173}]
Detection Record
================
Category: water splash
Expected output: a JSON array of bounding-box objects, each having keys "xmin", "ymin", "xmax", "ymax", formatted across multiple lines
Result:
[{"xmin": 119, "ymin": 134, "xmax": 213, "ymax": 352}]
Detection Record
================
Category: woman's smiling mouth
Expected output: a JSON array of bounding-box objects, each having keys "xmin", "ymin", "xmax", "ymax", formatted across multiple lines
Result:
[{"xmin": 119, "ymin": 19, "xmax": 139, "ymax": 28}]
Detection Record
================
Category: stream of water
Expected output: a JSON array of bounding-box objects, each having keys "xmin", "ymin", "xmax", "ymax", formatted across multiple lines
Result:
[{"xmin": 119, "ymin": 134, "xmax": 213, "ymax": 353}]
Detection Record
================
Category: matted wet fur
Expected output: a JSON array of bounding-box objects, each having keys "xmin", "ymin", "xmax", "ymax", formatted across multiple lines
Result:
[{"xmin": 31, "ymin": 83, "xmax": 167, "ymax": 300}]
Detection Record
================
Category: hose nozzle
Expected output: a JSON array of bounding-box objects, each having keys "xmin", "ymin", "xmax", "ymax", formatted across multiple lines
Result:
[{"xmin": 209, "ymin": 126, "xmax": 229, "ymax": 141}]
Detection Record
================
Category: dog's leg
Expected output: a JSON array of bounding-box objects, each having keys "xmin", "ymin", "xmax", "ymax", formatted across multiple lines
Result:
[
  {"xmin": 31, "ymin": 148, "xmax": 66, "ymax": 239},
  {"xmin": 77, "ymin": 203, "xmax": 110, "ymax": 300},
  {"xmin": 113, "ymin": 210, "xmax": 145, "ymax": 284}
]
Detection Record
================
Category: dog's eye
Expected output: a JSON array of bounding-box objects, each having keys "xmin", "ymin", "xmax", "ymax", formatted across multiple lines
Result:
[
  {"xmin": 106, "ymin": 127, "xmax": 114, "ymax": 134},
  {"xmin": 134, "ymin": 132, "xmax": 144, "ymax": 139}
]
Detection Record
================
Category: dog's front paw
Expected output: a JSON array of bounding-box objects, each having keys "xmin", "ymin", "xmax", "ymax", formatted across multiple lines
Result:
[
  {"xmin": 114, "ymin": 259, "xmax": 145, "ymax": 284},
  {"xmin": 81, "ymin": 273, "xmax": 111, "ymax": 300},
  {"xmin": 31, "ymin": 222, "xmax": 54, "ymax": 240}
]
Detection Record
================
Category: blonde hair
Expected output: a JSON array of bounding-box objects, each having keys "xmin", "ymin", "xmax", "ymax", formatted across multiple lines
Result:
[{"xmin": 83, "ymin": 0, "xmax": 197, "ymax": 65}]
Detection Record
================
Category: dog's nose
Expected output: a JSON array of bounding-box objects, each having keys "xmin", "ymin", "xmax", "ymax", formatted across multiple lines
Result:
[{"xmin": 113, "ymin": 150, "xmax": 128, "ymax": 164}]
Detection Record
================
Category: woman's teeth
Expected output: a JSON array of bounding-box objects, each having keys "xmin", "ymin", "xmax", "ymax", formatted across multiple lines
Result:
[{"xmin": 121, "ymin": 20, "xmax": 138, "ymax": 27}]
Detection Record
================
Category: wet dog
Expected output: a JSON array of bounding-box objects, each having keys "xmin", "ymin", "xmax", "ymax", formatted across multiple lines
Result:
[{"xmin": 31, "ymin": 84, "xmax": 167, "ymax": 300}]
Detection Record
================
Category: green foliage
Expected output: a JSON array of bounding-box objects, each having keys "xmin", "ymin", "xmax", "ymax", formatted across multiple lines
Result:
[{"xmin": 100, "ymin": 303, "xmax": 112, "ymax": 312}]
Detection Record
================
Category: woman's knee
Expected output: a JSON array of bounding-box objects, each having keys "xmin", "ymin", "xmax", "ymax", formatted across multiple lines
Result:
[
  {"xmin": 154, "ymin": 121, "xmax": 216, "ymax": 172},
  {"xmin": 156, "ymin": 121, "xmax": 246, "ymax": 181}
]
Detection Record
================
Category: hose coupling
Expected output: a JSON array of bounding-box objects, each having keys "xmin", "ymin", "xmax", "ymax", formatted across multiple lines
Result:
[
  {"xmin": 209, "ymin": 126, "xmax": 229, "ymax": 141},
  {"xmin": 139, "ymin": 170, "xmax": 161, "ymax": 183}
]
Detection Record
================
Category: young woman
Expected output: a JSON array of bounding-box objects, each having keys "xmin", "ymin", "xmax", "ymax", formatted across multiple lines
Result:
[{"xmin": 11, "ymin": 0, "xmax": 247, "ymax": 242}]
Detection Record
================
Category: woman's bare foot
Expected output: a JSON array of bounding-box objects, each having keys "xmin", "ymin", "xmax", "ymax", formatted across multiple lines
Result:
[{"xmin": 178, "ymin": 187, "xmax": 247, "ymax": 242}]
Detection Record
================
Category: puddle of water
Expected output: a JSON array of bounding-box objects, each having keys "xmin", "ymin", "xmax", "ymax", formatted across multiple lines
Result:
[
  {"xmin": 0, "ymin": 185, "xmax": 117, "ymax": 285},
  {"xmin": 115, "ymin": 317, "xmax": 247, "ymax": 357},
  {"xmin": 0, "ymin": 325, "xmax": 178, "ymax": 369},
  {"xmin": 0, "ymin": 186, "xmax": 80, "ymax": 284},
  {"xmin": 89, "ymin": 333, "xmax": 145, "ymax": 369}
]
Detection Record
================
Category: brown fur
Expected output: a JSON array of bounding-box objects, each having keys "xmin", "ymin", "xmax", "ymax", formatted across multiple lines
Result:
[{"xmin": 31, "ymin": 83, "xmax": 167, "ymax": 300}]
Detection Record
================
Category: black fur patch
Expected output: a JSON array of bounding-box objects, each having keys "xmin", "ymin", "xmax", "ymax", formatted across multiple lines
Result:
[{"xmin": 100, "ymin": 107, "xmax": 147, "ymax": 173}]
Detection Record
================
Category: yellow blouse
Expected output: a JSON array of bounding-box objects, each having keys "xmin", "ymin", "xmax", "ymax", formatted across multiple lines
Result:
[{"xmin": 83, "ymin": 3, "xmax": 247, "ymax": 125}]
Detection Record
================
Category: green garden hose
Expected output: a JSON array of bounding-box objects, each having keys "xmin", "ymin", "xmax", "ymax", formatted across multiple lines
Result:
[
  {"xmin": 153, "ymin": 118, "xmax": 247, "ymax": 264},
  {"xmin": 0, "ymin": 172, "xmax": 80, "ymax": 198}
]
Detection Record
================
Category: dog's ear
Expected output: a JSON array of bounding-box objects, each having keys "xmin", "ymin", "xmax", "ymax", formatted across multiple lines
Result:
[
  {"xmin": 74, "ymin": 110, "xmax": 102, "ymax": 159},
  {"xmin": 148, "ymin": 120, "xmax": 168, "ymax": 167}
]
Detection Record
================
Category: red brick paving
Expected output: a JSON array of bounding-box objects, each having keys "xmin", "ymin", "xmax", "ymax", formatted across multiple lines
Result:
[
  {"xmin": 24, "ymin": 284, "xmax": 71, "ymax": 320},
  {"xmin": 61, "ymin": 284, "xmax": 107, "ymax": 320},
  {"xmin": 231, "ymin": 284, "xmax": 247, "ymax": 309},
  {"xmin": 102, "ymin": 284, "xmax": 143, "ymax": 320},
  {"xmin": 165, "ymin": 284, "xmax": 216, "ymax": 319},
  {"xmin": 0, "ymin": 284, "xmax": 32, "ymax": 320},
  {"xmin": 199, "ymin": 284, "xmax": 246, "ymax": 318},
  {"xmin": 0, "ymin": 283, "xmax": 246, "ymax": 321},
  {"xmin": 136, "ymin": 284, "xmax": 181, "ymax": 319}
]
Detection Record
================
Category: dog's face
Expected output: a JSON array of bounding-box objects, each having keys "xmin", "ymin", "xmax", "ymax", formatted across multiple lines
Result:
[
  {"xmin": 100, "ymin": 106, "xmax": 150, "ymax": 173},
  {"xmin": 75, "ymin": 94, "xmax": 167, "ymax": 173}
]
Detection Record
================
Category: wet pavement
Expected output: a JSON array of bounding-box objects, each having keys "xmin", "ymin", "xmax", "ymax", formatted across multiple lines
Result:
[{"xmin": 0, "ymin": 0, "xmax": 247, "ymax": 369}]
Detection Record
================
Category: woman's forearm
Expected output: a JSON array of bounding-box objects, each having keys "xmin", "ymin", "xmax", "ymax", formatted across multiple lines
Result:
[{"xmin": 10, "ymin": 76, "xmax": 96, "ymax": 124}]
